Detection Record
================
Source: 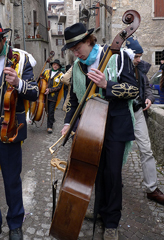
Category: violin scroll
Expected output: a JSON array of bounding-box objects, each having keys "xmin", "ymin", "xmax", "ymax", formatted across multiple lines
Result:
[{"xmin": 12, "ymin": 54, "xmax": 20, "ymax": 69}]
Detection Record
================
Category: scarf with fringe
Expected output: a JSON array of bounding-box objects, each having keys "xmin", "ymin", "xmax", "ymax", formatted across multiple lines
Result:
[{"xmin": 73, "ymin": 48, "xmax": 135, "ymax": 165}]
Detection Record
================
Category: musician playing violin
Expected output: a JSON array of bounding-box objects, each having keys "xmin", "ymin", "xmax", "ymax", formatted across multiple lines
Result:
[
  {"xmin": 41, "ymin": 59, "xmax": 64, "ymax": 134},
  {"xmin": 61, "ymin": 23, "xmax": 139, "ymax": 240},
  {"xmin": 0, "ymin": 24, "xmax": 38, "ymax": 240}
]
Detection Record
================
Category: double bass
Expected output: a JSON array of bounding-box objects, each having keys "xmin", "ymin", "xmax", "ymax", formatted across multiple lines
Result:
[
  {"xmin": 49, "ymin": 10, "xmax": 141, "ymax": 240},
  {"xmin": 30, "ymin": 51, "xmax": 55, "ymax": 122}
]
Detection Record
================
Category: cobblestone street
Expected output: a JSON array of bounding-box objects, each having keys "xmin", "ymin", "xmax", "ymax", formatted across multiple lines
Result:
[{"xmin": 0, "ymin": 102, "xmax": 164, "ymax": 239}]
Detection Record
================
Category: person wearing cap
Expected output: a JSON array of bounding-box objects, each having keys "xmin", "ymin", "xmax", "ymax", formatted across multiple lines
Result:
[
  {"xmin": 125, "ymin": 36, "xmax": 164, "ymax": 204},
  {"xmin": 0, "ymin": 24, "xmax": 38, "ymax": 239},
  {"xmin": 41, "ymin": 59, "xmax": 64, "ymax": 133},
  {"xmin": 61, "ymin": 22, "xmax": 139, "ymax": 240}
]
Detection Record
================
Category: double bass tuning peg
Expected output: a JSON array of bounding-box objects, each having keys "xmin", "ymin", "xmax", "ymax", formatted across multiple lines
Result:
[{"xmin": 120, "ymin": 30, "xmax": 127, "ymax": 39}]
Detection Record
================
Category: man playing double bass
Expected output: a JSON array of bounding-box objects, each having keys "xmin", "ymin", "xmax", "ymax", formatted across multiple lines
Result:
[
  {"xmin": 0, "ymin": 24, "xmax": 38, "ymax": 240},
  {"xmin": 41, "ymin": 59, "xmax": 64, "ymax": 134},
  {"xmin": 61, "ymin": 23, "xmax": 139, "ymax": 240}
]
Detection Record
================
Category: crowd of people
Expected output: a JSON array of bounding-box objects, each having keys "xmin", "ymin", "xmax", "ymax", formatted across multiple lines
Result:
[{"xmin": 0, "ymin": 20, "xmax": 164, "ymax": 240}]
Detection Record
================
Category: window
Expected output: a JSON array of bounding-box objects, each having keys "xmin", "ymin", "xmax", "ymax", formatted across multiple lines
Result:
[
  {"xmin": 155, "ymin": 51, "xmax": 163, "ymax": 65},
  {"xmin": 44, "ymin": 48, "xmax": 47, "ymax": 62},
  {"xmin": 154, "ymin": 0, "xmax": 164, "ymax": 17},
  {"xmin": 48, "ymin": 20, "xmax": 51, "ymax": 29},
  {"xmin": 14, "ymin": 44, "xmax": 20, "ymax": 49},
  {"xmin": 56, "ymin": 39, "xmax": 64, "ymax": 45},
  {"xmin": 33, "ymin": 10, "xmax": 37, "ymax": 36},
  {"xmin": 58, "ymin": 24, "xmax": 62, "ymax": 35}
]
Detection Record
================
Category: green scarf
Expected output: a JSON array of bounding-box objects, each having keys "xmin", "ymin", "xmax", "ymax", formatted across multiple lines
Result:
[
  {"xmin": 0, "ymin": 41, "xmax": 8, "ymax": 56},
  {"xmin": 72, "ymin": 59, "xmax": 106, "ymax": 103},
  {"xmin": 72, "ymin": 51, "xmax": 134, "ymax": 165}
]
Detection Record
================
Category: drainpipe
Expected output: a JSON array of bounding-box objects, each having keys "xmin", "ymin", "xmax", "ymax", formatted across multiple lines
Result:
[
  {"xmin": 21, "ymin": 0, "xmax": 26, "ymax": 50},
  {"xmin": 101, "ymin": 0, "xmax": 106, "ymax": 43}
]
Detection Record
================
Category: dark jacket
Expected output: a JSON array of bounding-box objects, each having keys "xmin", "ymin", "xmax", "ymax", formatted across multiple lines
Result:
[
  {"xmin": 64, "ymin": 47, "xmax": 139, "ymax": 142},
  {"xmin": 137, "ymin": 60, "xmax": 155, "ymax": 104}
]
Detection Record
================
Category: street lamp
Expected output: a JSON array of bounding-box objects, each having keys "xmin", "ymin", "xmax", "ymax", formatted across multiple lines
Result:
[
  {"xmin": 89, "ymin": 1, "xmax": 113, "ymax": 16},
  {"xmin": 89, "ymin": 4, "xmax": 99, "ymax": 16}
]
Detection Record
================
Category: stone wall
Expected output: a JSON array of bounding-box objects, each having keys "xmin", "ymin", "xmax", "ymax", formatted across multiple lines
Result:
[
  {"xmin": 61, "ymin": 0, "xmax": 80, "ymax": 66},
  {"xmin": 0, "ymin": 0, "xmax": 50, "ymax": 78},
  {"xmin": 147, "ymin": 105, "xmax": 164, "ymax": 165},
  {"xmin": 110, "ymin": 0, "xmax": 164, "ymax": 79}
]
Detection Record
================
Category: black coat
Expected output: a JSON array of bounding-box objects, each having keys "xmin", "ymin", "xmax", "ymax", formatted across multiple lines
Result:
[
  {"xmin": 64, "ymin": 48, "xmax": 139, "ymax": 142},
  {"xmin": 137, "ymin": 60, "xmax": 155, "ymax": 104}
]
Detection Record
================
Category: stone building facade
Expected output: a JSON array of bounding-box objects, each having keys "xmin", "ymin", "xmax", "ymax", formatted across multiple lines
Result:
[
  {"xmin": 78, "ymin": 0, "xmax": 164, "ymax": 78},
  {"xmin": 109, "ymin": 0, "xmax": 164, "ymax": 78},
  {"xmin": 80, "ymin": 0, "xmax": 113, "ymax": 45},
  {"xmin": 47, "ymin": 0, "xmax": 80, "ymax": 67},
  {"xmin": 0, "ymin": 0, "xmax": 50, "ymax": 78},
  {"xmin": 47, "ymin": 1, "xmax": 65, "ymax": 67}
]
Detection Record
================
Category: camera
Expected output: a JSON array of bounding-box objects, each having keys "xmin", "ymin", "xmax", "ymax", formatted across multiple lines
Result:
[{"xmin": 133, "ymin": 96, "xmax": 143, "ymax": 112}]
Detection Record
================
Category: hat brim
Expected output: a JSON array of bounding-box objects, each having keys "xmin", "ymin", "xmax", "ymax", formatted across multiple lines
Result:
[
  {"xmin": 61, "ymin": 28, "xmax": 94, "ymax": 51},
  {"xmin": 0, "ymin": 28, "xmax": 11, "ymax": 38},
  {"xmin": 50, "ymin": 62, "xmax": 62, "ymax": 68}
]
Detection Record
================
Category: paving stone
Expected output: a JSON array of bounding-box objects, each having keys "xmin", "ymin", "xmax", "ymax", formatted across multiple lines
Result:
[{"xmin": 0, "ymin": 101, "xmax": 164, "ymax": 239}]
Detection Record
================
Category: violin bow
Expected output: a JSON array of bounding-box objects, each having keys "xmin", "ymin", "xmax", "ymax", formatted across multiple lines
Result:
[{"xmin": 62, "ymin": 10, "xmax": 141, "ymax": 146}]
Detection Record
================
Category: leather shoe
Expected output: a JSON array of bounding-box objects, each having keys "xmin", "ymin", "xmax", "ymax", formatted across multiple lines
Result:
[
  {"xmin": 9, "ymin": 227, "xmax": 23, "ymax": 240},
  {"xmin": 85, "ymin": 209, "xmax": 101, "ymax": 219},
  {"xmin": 47, "ymin": 128, "xmax": 52, "ymax": 133},
  {"xmin": 147, "ymin": 188, "xmax": 164, "ymax": 205},
  {"xmin": 104, "ymin": 228, "xmax": 118, "ymax": 240}
]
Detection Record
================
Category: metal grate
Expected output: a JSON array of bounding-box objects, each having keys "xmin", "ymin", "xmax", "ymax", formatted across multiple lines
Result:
[{"xmin": 155, "ymin": 51, "xmax": 163, "ymax": 65}]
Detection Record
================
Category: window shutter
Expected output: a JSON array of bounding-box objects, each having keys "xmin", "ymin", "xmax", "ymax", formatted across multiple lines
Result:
[
  {"xmin": 48, "ymin": 20, "xmax": 51, "ymax": 29},
  {"xmin": 154, "ymin": 0, "xmax": 164, "ymax": 17},
  {"xmin": 56, "ymin": 39, "xmax": 58, "ymax": 46},
  {"xmin": 95, "ymin": 2, "xmax": 100, "ymax": 29}
]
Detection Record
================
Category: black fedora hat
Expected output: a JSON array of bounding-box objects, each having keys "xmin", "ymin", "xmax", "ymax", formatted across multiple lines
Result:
[
  {"xmin": 50, "ymin": 59, "xmax": 62, "ymax": 68},
  {"xmin": 62, "ymin": 23, "xmax": 94, "ymax": 51},
  {"xmin": 0, "ymin": 23, "xmax": 11, "ymax": 39}
]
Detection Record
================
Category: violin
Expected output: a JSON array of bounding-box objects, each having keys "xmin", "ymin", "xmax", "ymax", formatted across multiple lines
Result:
[
  {"xmin": 49, "ymin": 10, "xmax": 141, "ymax": 240},
  {"xmin": 1, "ymin": 53, "xmax": 24, "ymax": 143},
  {"xmin": 30, "ymin": 51, "xmax": 55, "ymax": 122}
]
